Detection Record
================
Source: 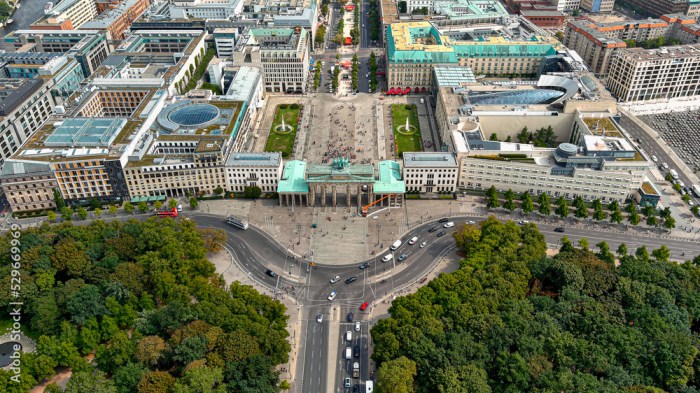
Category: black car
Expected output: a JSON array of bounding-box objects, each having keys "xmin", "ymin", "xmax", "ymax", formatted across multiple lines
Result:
[
  {"xmin": 347, "ymin": 312, "xmax": 354, "ymax": 322},
  {"xmin": 397, "ymin": 254, "xmax": 408, "ymax": 262},
  {"xmin": 359, "ymin": 263, "xmax": 371, "ymax": 270},
  {"xmin": 438, "ymin": 218, "xmax": 449, "ymax": 223},
  {"xmin": 353, "ymin": 385, "xmax": 361, "ymax": 393},
  {"xmin": 428, "ymin": 226, "xmax": 438, "ymax": 233},
  {"xmin": 345, "ymin": 276, "xmax": 357, "ymax": 284},
  {"xmin": 437, "ymin": 231, "xmax": 446, "ymax": 237},
  {"xmin": 265, "ymin": 269, "xmax": 277, "ymax": 278},
  {"xmin": 554, "ymin": 227, "xmax": 565, "ymax": 233},
  {"xmin": 354, "ymin": 346, "xmax": 360, "ymax": 357}
]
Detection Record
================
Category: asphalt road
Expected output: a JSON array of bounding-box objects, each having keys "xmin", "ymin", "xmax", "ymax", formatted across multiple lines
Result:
[{"xmin": 191, "ymin": 213, "xmax": 700, "ymax": 392}]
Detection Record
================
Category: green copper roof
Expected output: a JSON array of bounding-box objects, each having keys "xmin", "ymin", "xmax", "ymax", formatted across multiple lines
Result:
[
  {"xmin": 277, "ymin": 160, "xmax": 309, "ymax": 193},
  {"xmin": 374, "ymin": 161, "xmax": 406, "ymax": 194}
]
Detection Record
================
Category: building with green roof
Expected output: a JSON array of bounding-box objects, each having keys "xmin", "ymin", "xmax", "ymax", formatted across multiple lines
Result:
[
  {"xmin": 386, "ymin": 21, "xmax": 561, "ymax": 90},
  {"xmin": 278, "ymin": 157, "xmax": 406, "ymax": 212}
]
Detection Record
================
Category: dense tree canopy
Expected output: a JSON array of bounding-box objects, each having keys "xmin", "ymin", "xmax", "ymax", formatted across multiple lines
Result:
[
  {"xmin": 0, "ymin": 218, "xmax": 289, "ymax": 392},
  {"xmin": 372, "ymin": 217, "xmax": 700, "ymax": 392}
]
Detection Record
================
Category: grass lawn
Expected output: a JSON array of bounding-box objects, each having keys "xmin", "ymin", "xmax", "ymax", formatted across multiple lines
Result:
[
  {"xmin": 391, "ymin": 104, "xmax": 422, "ymax": 157},
  {"xmin": 265, "ymin": 105, "xmax": 301, "ymax": 158}
]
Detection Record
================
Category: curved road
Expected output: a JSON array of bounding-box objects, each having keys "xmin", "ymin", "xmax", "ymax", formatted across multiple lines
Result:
[{"xmin": 192, "ymin": 213, "xmax": 700, "ymax": 393}]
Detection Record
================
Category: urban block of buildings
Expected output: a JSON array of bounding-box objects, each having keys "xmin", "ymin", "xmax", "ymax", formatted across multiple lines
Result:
[
  {"xmin": 385, "ymin": 21, "xmax": 561, "ymax": 90},
  {"xmin": 563, "ymin": 14, "xmax": 700, "ymax": 76}
]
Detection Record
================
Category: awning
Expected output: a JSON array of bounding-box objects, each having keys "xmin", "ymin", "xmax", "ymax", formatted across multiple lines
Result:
[
  {"xmin": 388, "ymin": 88, "xmax": 395, "ymax": 95},
  {"xmin": 404, "ymin": 87, "xmax": 411, "ymax": 94},
  {"xmin": 147, "ymin": 196, "xmax": 157, "ymax": 202}
]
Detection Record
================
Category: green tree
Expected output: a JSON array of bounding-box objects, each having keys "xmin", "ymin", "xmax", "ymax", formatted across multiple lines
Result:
[
  {"xmin": 593, "ymin": 207, "xmax": 607, "ymax": 221},
  {"xmin": 135, "ymin": 336, "xmax": 167, "ymax": 367},
  {"xmin": 692, "ymin": 205, "xmax": 700, "ymax": 216},
  {"xmin": 169, "ymin": 198, "xmax": 178, "ymax": 209},
  {"xmin": 53, "ymin": 189, "xmax": 66, "ymax": 209},
  {"xmin": 61, "ymin": 206, "xmax": 74, "ymax": 221},
  {"xmin": 596, "ymin": 241, "xmax": 614, "ymax": 264},
  {"xmin": 629, "ymin": 209, "xmax": 640, "ymax": 225},
  {"xmin": 555, "ymin": 31, "xmax": 564, "ymax": 41},
  {"xmin": 67, "ymin": 284, "xmax": 107, "ymax": 325},
  {"xmin": 652, "ymin": 245, "xmax": 671, "ymax": 262},
  {"xmin": 682, "ymin": 194, "xmax": 692, "ymax": 203},
  {"xmin": 555, "ymin": 196, "xmax": 569, "ymax": 218},
  {"xmin": 574, "ymin": 197, "xmax": 588, "ymax": 219},
  {"xmin": 77, "ymin": 207, "xmax": 88, "ymax": 220},
  {"xmin": 95, "ymin": 208, "xmax": 103, "ymax": 218},
  {"xmin": 503, "ymin": 189, "xmax": 516, "ymax": 211},
  {"xmin": 154, "ymin": 201, "xmax": 163, "ymax": 211},
  {"xmin": 47, "ymin": 210, "xmax": 57, "ymax": 222},
  {"xmin": 663, "ymin": 216, "xmax": 676, "ymax": 230},
  {"xmin": 646, "ymin": 215, "xmax": 658, "ymax": 227},
  {"xmin": 516, "ymin": 127, "xmax": 530, "ymax": 144},
  {"xmin": 124, "ymin": 202, "xmax": 134, "ymax": 214},
  {"xmin": 377, "ymin": 356, "xmax": 417, "ymax": 393},
  {"xmin": 578, "ymin": 237, "xmax": 589, "ymax": 250},
  {"xmin": 617, "ymin": 243, "xmax": 628, "ymax": 256},
  {"xmin": 189, "ymin": 197, "xmax": 199, "ymax": 210},
  {"xmin": 244, "ymin": 186, "xmax": 262, "ymax": 199},
  {"xmin": 65, "ymin": 370, "xmax": 116, "ymax": 393},
  {"xmin": 113, "ymin": 363, "xmax": 146, "ymax": 393},
  {"xmin": 214, "ymin": 186, "xmax": 224, "ymax": 196},
  {"xmin": 138, "ymin": 202, "xmax": 149, "ymax": 213},
  {"xmin": 280, "ymin": 380, "xmax": 291, "ymax": 390},
  {"xmin": 489, "ymin": 133, "xmax": 498, "ymax": 141},
  {"xmin": 608, "ymin": 200, "xmax": 619, "ymax": 212},
  {"xmin": 109, "ymin": 205, "xmax": 118, "ymax": 216},
  {"xmin": 559, "ymin": 236, "xmax": 574, "ymax": 253},
  {"xmin": 486, "ymin": 186, "xmax": 500, "ymax": 209},
  {"xmin": 137, "ymin": 371, "xmax": 176, "ymax": 393},
  {"xmin": 537, "ymin": 193, "xmax": 551, "ymax": 215},
  {"xmin": 665, "ymin": 172, "xmax": 674, "ymax": 182},
  {"xmin": 520, "ymin": 192, "xmax": 534, "ymax": 214},
  {"xmin": 610, "ymin": 209, "xmax": 623, "ymax": 224}
]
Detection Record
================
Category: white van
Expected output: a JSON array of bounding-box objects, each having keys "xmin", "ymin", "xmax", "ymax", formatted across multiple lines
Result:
[
  {"xmin": 177, "ymin": 204, "xmax": 183, "ymax": 212},
  {"xmin": 408, "ymin": 236, "xmax": 418, "ymax": 245},
  {"xmin": 345, "ymin": 347, "xmax": 352, "ymax": 359},
  {"xmin": 382, "ymin": 254, "xmax": 393, "ymax": 262},
  {"xmin": 346, "ymin": 331, "xmax": 352, "ymax": 342},
  {"xmin": 390, "ymin": 240, "xmax": 402, "ymax": 250}
]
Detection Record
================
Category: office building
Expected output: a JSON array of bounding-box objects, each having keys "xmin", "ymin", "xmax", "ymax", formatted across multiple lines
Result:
[
  {"xmin": 403, "ymin": 152, "xmax": 458, "ymax": 193},
  {"xmin": 386, "ymin": 21, "xmax": 561, "ymax": 90},
  {"xmin": 607, "ymin": 44, "xmax": 700, "ymax": 101},
  {"xmin": 225, "ymin": 152, "xmax": 283, "ymax": 193},
  {"xmin": 79, "ymin": 0, "xmax": 153, "ymax": 40},
  {"xmin": 579, "ymin": 0, "xmax": 615, "ymax": 12},
  {"xmin": 233, "ymin": 27, "xmax": 310, "ymax": 93},
  {"xmin": 0, "ymin": 161, "xmax": 58, "ymax": 213},
  {"xmin": 31, "ymin": 0, "xmax": 98, "ymax": 30},
  {"xmin": 520, "ymin": 10, "xmax": 566, "ymax": 27},
  {"xmin": 123, "ymin": 99, "xmax": 246, "ymax": 198},
  {"xmin": 224, "ymin": 66, "xmax": 264, "ymax": 151},
  {"xmin": 168, "ymin": 0, "xmax": 244, "ymax": 20},
  {"xmin": 551, "ymin": 0, "xmax": 581, "ymax": 11},
  {"xmin": 0, "ymin": 79, "xmax": 56, "ymax": 166},
  {"xmin": 452, "ymin": 115, "xmax": 648, "ymax": 202}
]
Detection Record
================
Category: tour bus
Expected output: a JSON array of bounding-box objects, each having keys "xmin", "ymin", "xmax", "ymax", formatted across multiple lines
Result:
[
  {"xmin": 225, "ymin": 215, "xmax": 249, "ymax": 230},
  {"xmin": 156, "ymin": 208, "xmax": 178, "ymax": 218}
]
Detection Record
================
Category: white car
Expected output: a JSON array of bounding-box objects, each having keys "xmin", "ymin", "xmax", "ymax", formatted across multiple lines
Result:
[
  {"xmin": 679, "ymin": 180, "xmax": 686, "ymax": 188},
  {"xmin": 408, "ymin": 236, "xmax": 418, "ymax": 245},
  {"xmin": 355, "ymin": 321, "xmax": 361, "ymax": 331},
  {"xmin": 330, "ymin": 275, "xmax": 340, "ymax": 284},
  {"xmin": 382, "ymin": 254, "xmax": 393, "ymax": 262},
  {"xmin": 443, "ymin": 222, "xmax": 454, "ymax": 228},
  {"xmin": 328, "ymin": 291, "xmax": 337, "ymax": 301},
  {"xmin": 467, "ymin": 220, "xmax": 476, "ymax": 224},
  {"xmin": 419, "ymin": 241, "xmax": 427, "ymax": 248},
  {"xmin": 662, "ymin": 162, "xmax": 670, "ymax": 170},
  {"xmin": 652, "ymin": 155, "xmax": 658, "ymax": 162},
  {"xmin": 317, "ymin": 313, "xmax": 323, "ymax": 323}
]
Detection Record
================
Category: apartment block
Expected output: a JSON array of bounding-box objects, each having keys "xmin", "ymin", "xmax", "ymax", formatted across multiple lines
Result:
[
  {"xmin": 225, "ymin": 152, "xmax": 283, "ymax": 193},
  {"xmin": 616, "ymin": 0, "xmax": 698, "ymax": 17},
  {"xmin": 403, "ymin": 153, "xmax": 458, "ymax": 193},
  {"xmin": 32, "ymin": 0, "xmax": 98, "ymax": 30},
  {"xmin": 607, "ymin": 44, "xmax": 700, "ymax": 101},
  {"xmin": 551, "ymin": 0, "xmax": 581, "ymax": 12},
  {"xmin": 233, "ymin": 27, "xmax": 309, "ymax": 93},
  {"xmin": 79, "ymin": 0, "xmax": 153, "ymax": 40}
]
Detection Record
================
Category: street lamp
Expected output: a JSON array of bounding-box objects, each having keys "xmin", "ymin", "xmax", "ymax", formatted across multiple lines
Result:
[{"xmin": 376, "ymin": 224, "xmax": 381, "ymax": 245}]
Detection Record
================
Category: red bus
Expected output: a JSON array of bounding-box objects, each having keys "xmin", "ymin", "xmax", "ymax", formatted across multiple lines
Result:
[{"xmin": 156, "ymin": 208, "xmax": 178, "ymax": 218}]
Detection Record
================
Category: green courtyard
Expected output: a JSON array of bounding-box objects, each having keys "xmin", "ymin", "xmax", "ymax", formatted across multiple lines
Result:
[
  {"xmin": 265, "ymin": 104, "xmax": 302, "ymax": 158},
  {"xmin": 391, "ymin": 104, "xmax": 423, "ymax": 157}
]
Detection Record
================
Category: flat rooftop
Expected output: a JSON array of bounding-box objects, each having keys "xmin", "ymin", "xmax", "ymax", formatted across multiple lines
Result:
[
  {"xmin": 44, "ymin": 118, "xmax": 127, "ymax": 147},
  {"xmin": 0, "ymin": 79, "xmax": 44, "ymax": 117},
  {"xmin": 226, "ymin": 152, "xmax": 282, "ymax": 167},
  {"xmin": 403, "ymin": 152, "xmax": 458, "ymax": 167}
]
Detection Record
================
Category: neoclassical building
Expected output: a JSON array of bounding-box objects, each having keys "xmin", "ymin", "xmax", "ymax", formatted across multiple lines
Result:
[{"xmin": 277, "ymin": 158, "xmax": 405, "ymax": 211}]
